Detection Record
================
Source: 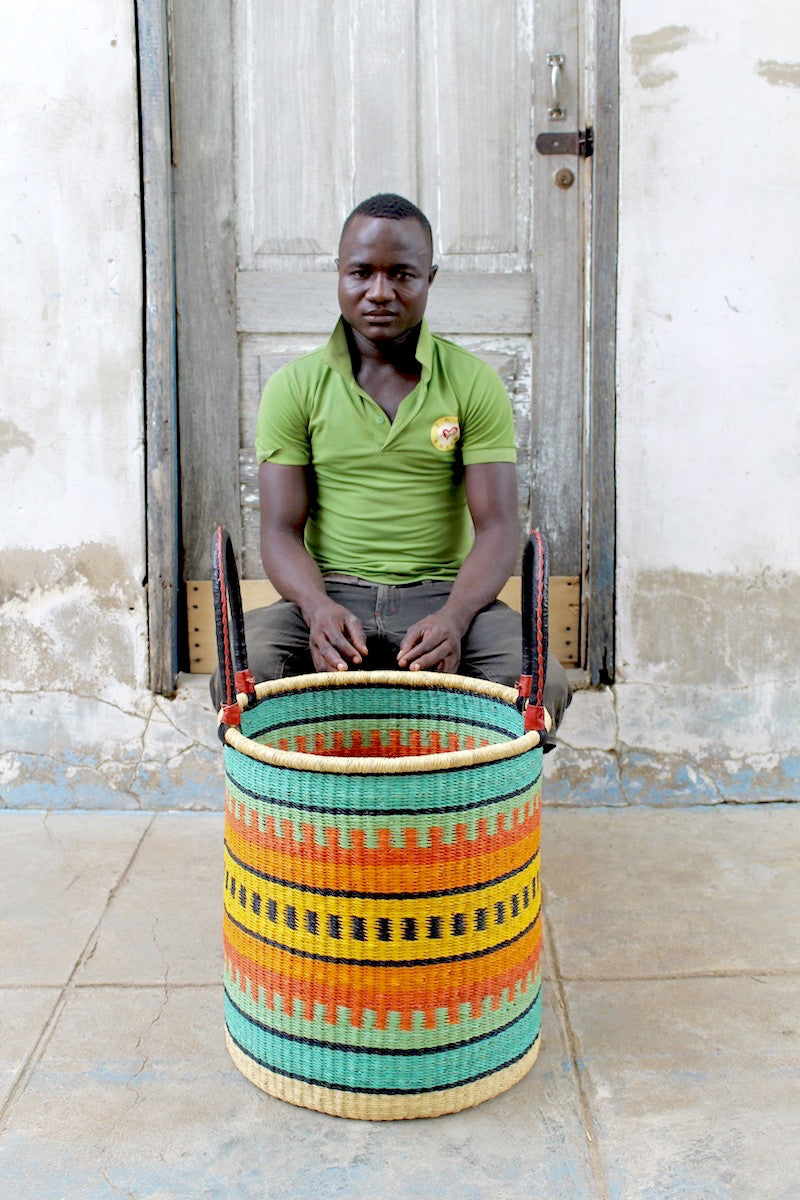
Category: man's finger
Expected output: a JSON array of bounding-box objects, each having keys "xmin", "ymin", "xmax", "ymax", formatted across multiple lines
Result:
[
  {"xmin": 322, "ymin": 625, "xmax": 366, "ymax": 663},
  {"xmin": 314, "ymin": 641, "xmax": 350, "ymax": 672},
  {"xmin": 398, "ymin": 631, "xmax": 449, "ymax": 667},
  {"xmin": 408, "ymin": 647, "xmax": 460, "ymax": 673},
  {"xmin": 311, "ymin": 629, "xmax": 358, "ymax": 670},
  {"xmin": 342, "ymin": 614, "xmax": 368, "ymax": 656}
]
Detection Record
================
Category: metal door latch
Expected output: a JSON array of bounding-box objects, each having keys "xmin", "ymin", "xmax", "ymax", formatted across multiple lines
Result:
[
  {"xmin": 547, "ymin": 53, "xmax": 566, "ymax": 120},
  {"xmin": 535, "ymin": 128, "xmax": 594, "ymax": 158}
]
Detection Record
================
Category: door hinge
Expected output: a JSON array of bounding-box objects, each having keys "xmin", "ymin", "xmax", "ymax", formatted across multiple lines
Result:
[{"xmin": 535, "ymin": 128, "xmax": 594, "ymax": 158}]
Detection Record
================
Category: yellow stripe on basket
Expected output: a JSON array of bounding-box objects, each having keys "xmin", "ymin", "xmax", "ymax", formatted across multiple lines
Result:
[
  {"xmin": 223, "ymin": 844, "xmax": 540, "ymax": 964},
  {"xmin": 223, "ymin": 919, "xmax": 541, "ymax": 1020}
]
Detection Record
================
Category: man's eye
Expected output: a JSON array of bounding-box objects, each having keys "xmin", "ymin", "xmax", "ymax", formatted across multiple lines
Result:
[
  {"xmin": 395, "ymin": 272, "xmax": 414, "ymax": 282},
  {"xmin": 352, "ymin": 269, "xmax": 370, "ymax": 278}
]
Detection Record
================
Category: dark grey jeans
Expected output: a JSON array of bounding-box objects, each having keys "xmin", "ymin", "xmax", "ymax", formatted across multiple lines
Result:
[{"xmin": 210, "ymin": 579, "xmax": 571, "ymax": 733}]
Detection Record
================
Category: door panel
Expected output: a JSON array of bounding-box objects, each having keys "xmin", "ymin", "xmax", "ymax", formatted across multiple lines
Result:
[
  {"xmin": 529, "ymin": 0, "xmax": 585, "ymax": 578},
  {"xmin": 173, "ymin": 0, "xmax": 587, "ymax": 664}
]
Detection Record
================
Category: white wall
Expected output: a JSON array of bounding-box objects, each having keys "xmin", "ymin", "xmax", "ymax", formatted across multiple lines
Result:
[
  {"xmin": 0, "ymin": 2, "xmax": 155, "ymax": 804},
  {"xmin": 613, "ymin": 0, "xmax": 800, "ymax": 796},
  {"xmin": 1, "ymin": 0, "xmax": 797, "ymax": 807}
]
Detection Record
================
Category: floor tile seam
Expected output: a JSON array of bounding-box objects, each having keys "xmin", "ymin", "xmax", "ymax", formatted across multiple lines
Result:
[
  {"xmin": 543, "ymin": 799, "xmax": 800, "ymax": 811},
  {"xmin": 70, "ymin": 813, "xmax": 158, "ymax": 983},
  {"xmin": 0, "ymin": 984, "xmax": 63, "ymax": 992},
  {"xmin": 0, "ymin": 815, "xmax": 157, "ymax": 1131},
  {"xmin": 70, "ymin": 981, "xmax": 220, "ymax": 990},
  {"xmin": 543, "ymin": 913, "xmax": 610, "ymax": 1200},
  {"xmin": 557, "ymin": 967, "xmax": 800, "ymax": 983},
  {"xmin": 0, "ymin": 988, "xmax": 67, "ymax": 1132}
]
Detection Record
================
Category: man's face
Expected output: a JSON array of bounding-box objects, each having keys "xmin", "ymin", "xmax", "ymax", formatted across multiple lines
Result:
[{"xmin": 337, "ymin": 215, "xmax": 437, "ymax": 344}]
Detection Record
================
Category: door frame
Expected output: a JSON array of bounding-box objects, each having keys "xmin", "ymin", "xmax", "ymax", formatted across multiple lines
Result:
[
  {"xmin": 136, "ymin": 0, "xmax": 180, "ymax": 695},
  {"xmin": 140, "ymin": 0, "xmax": 618, "ymax": 694},
  {"xmin": 585, "ymin": 0, "xmax": 619, "ymax": 684}
]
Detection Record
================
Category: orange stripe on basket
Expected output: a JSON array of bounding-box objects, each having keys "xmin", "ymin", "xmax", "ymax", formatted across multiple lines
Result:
[
  {"xmin": 224, "ymin": 930, "xmax": 540, "ymax": 1030},
  {"xmin": 284, "ymin": 726, "xmax": 500, "ymax": 758},
  {"xmin": 225, "ymin": 829, "xmax": 540, "ymax": 897},
  {"xmin": 224, "ymin": 795, "xmax": 540, "ymax": 886},
  {"xmin": 224, "ymin": 920, "xmax": 540, "ymax": 1027},
  {"xmin": 226, "ymin": 835, "xmax": 540, "ymax": 898}
]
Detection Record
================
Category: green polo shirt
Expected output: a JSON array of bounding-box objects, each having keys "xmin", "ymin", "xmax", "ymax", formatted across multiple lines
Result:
[{"xmin": 255, "ymin": 318, "xmax": 516, "ymax": 583}]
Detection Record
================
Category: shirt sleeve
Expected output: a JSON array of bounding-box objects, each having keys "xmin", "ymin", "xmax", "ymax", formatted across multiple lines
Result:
[
  {"xmin": 254, "ymin": 364, "xmax": 311, "ymax": 465},
  {"xmin": 460, "ymin": 361, "xmax": 517, "ymax": 466}
]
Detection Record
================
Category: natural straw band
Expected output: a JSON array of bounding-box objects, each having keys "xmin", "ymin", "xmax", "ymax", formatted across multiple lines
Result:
[
  {"xmin": 225, "ymin": 1030, "xmax": 540, "ymax": 1121},
  {"xmin": 251, "ymin": 669, "xmax": 520, "ymax": 705},
  {"xmin": 219, "ymin": 670, "xmax": 550, "ymax": 775}
]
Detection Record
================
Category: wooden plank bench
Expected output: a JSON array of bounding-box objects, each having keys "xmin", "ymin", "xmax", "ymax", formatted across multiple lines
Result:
[{"xmin": 186, "ymin": 576, "xmax": 580, "ymax": 672}]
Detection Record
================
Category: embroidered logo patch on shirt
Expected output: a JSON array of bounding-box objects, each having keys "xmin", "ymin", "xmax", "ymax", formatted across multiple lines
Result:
[{"xmin": 431, "ymin": 417, "xmax": 461, "ymax": 452}]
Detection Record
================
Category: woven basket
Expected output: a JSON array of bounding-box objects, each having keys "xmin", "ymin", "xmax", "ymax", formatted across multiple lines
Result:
[{"xmin": 213, "ymin": 529, "xmax": 551, "ymax": 1120}]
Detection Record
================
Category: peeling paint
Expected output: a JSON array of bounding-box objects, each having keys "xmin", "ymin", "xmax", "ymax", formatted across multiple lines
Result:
[
  {"xmin": 756, "ymin": 59, "xmax": 800, "ymax": 89},
  {"xmin": 0, "ymin": 544, "xmax": 146, "ymax": 697},
  {"xmin": 630, "ymin": 25, "xmax": 691, "ymax": 88},
  {"xmin": 0, "ymin": 543, "xmax": 136, "ymax": 606},
  {"xmin": 0, "ymin": 419, "xmax": 35, "ymax": 457},
  {"xmin": 0, "ymin": 682, "xmax": 222, "ymax": 810},
  {"xmin": 544, "ymin": 747, "xmax": 625, "ymax": 808},
  {"xmin": 623, "ymin": 569, "xmax": 800, "ymax": 689}
]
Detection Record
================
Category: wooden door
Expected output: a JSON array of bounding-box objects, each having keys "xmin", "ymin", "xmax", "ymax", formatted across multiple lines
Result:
[{"xmin": 172, "ymin": 0, "xmax": 590, "ymax": 670}]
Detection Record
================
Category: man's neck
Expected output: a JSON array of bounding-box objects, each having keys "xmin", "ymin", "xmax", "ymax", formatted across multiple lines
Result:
[{"xmin": 345, "ymin": 322, "xmax": 422, "ymax": 374}]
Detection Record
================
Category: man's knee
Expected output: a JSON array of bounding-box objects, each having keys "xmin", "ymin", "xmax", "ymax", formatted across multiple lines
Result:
[
  {"xmin": 208, "ymin": 600, "xmax": 311, "ymax": 709},
  {"xmin": 543, "ymin": 654, "xmax": 572, "ymax": 732}
]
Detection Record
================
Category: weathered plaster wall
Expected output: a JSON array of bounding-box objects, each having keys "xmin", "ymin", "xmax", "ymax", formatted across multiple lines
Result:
[
  {"xmin": 0, "ymin": 3, "xmax": 161, "ymax": 805},
  {"xmin": 611, "ymin": 1, "xmax": 800, "ymax": 800},
  {"xmin": 2, "ymin": 1, "xmax": 797, "ymax": 809}
]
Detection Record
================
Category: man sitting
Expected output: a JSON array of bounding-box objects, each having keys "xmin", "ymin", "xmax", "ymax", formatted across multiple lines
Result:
[{"xmin": 211, "ymin": 193, "xmax": 570, "ymax": 732}]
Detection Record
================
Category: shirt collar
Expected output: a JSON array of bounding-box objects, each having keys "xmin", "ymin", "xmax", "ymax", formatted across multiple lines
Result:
[{"xmin": 322, "ymin": 317, "xmax": 433, "ymax": 383}]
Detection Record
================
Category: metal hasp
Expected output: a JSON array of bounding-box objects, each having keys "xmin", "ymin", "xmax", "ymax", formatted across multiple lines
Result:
[{"xmin": 535, "ymin": 128, "xmax": 594, "ymax": 158}]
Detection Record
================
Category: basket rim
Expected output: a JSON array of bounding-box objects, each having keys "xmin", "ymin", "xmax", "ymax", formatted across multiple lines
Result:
[{"xmin": 220, "ymin": 669, "xmax": 549, "ymax": 775}]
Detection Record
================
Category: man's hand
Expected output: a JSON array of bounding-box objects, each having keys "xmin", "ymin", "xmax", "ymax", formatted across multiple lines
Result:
[
  {"xmin": 306, "ymin": 597, "xmax": 368, "ymax": 673},
  {"xmin": 396, "ymin": 607, "xmax": 466, "ymax": 674}
]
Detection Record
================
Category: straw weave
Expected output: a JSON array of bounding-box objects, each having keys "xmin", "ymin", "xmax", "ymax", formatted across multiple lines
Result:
[{"xmin": 222, "ymin": 670, "xmax": 544, "ymax": 1119}]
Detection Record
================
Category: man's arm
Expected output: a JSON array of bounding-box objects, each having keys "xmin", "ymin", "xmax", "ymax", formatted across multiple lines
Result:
[
  {"xmin": 259, "ymin": 461, "xmax": 368, "ymax": 671},
  {"xmin": 397, "ymin": 461, "xmax": 518, "ymax": 672}
]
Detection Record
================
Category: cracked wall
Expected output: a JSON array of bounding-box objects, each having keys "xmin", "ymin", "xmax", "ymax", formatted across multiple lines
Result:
[
  {"xmin": 614, "ymin": 1, "xmax": 800, "ymax": 800},
  {"xmin": 2, "ymin": 0, "xmax": 799, "ymax": 809},
  {"xmin": 0, "ymin": 1, "xmax": 155, "ymax": 806}
]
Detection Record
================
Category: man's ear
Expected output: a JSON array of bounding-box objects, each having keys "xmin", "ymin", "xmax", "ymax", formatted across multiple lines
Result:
[{"xmin": 428, "ymin": 264, "xmax": 438, "ymax": 285}]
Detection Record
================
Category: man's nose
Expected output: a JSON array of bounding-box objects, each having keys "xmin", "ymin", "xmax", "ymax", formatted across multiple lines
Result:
[{"xmin": 365, "ymin": 272, "xmax": 393, "ymax": 301}]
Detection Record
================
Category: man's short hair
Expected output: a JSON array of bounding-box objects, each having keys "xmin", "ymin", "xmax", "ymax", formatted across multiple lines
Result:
[{"xmin": 340, "ymin": 193, "xmax": 433, "ymax": 257}]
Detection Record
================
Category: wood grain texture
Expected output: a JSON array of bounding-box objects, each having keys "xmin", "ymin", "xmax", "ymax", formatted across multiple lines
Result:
[
  {"xmin": 351, "ymin": 0, "xmax": 418, "ymax": 201},
  {"xmin": 172, "ymin": 0, "xmax": 241, "ymax": 579},
  {"xmin": 172, "ymin": 0, "xmax": 598, "ymax": 678},
  {"xmin": 236, "ymin": 270, "xmax": 534, "ymax": 335},
  {"xmin": 422, "ymin": 0, "xmax": 520, "ymax": 256},
  {"xmin": 586, "ymin": 0, "xmax": 620, "ymax": 682},
  {"xmin": 529, "ymin": 0, "xmax": 584, "ymax": 577},
  {"xmin": 186, "ymin": 575, "xmax": 580, "ymax": 673},
  {"xmin": 236, "ymin": 1, "xmax": 349, "ymax": 267},
  {"xmin": 138, "ymin": 0, "xmax": 178, "ymax": 695}
]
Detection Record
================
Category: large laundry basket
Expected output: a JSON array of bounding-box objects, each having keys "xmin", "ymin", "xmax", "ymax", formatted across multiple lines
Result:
[{"xmin": 212, "ymin": 528, "xmax": 551, "ymax": 1120}]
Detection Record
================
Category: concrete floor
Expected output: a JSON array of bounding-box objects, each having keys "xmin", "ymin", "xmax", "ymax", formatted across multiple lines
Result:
[{"xmin": 0, "ymin": 804, "xmax": 798, "ymax": 1200}]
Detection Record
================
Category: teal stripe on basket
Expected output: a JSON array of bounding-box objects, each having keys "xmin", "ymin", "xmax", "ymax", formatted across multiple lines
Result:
[
  {"xmin": 224, "ymin": 741, "xmax": 540, "ymax": 815},
  {"xmin": 224, "ymin": 986, "xmax": 541, "ymax": 1094},
  {"xmin": 224, "ymin": 770, "xmax": 540, "ymax": 847},
  {"xmin": 250, "ymin": 715, "xmax": 513, "ymax": 751},
  {"xmin": 224, "ymin": 963, "xmax": 540, "ymax": 1050},
  {"xmin": 240, "ymin": 685, "xmax": 524, "ymax": 744}
]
